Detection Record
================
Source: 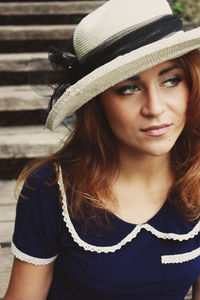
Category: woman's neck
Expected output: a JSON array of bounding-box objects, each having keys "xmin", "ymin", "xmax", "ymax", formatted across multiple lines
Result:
[
  {"xmin": 117, "ymin": 144, "xmax": 173, "ymax": 185},
  {"xmin": 109, "ymin": 145, "xmax": 174, "ymax": 222}
]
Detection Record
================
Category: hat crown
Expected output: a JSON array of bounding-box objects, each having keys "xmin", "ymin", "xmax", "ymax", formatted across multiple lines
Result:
[{"xmin": 73, "ymin": 0, "xmax": 172, "ymax": 61}]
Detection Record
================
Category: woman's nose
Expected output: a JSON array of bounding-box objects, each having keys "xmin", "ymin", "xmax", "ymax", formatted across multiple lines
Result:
[{"xmin": 141, "ymin": 86, "xmax": 166, "ymax": 117}]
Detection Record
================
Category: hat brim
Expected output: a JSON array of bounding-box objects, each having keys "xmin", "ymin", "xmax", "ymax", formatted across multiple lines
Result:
[{"xmin": 46, "ymin": 28, "xmax": 200, "ymax": 130}]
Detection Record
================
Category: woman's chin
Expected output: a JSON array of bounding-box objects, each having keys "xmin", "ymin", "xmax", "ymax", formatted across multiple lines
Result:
[{"xmin": 141, "ymin": 143, "xmax": 175, "ymax": 157}]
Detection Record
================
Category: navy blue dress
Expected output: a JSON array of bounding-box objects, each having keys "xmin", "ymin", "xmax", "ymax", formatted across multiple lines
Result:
[{"xmin": 12, "ymin": 164, "xmax": 200, "ymax": 299}]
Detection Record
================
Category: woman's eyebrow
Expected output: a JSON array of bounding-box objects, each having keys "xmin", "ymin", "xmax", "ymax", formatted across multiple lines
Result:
[
  {"xmin": 127, "ymin": 75, "xmax": 141, "ymax": 81},
  {"xmin": 158, "ymin": 64, "xmax": 181, "ymax": 76}
]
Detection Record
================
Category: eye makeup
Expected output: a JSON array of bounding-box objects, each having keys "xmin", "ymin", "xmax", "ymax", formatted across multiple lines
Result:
[
  {"xmin": 115, "ymin": 84, "xmax": 139, "ymax": 95},
  {"xmin": 114, "ymin": 74, "xmax": 184, "ymax": 95},
  {"xmin": 162, "ymin": 75, "xmax": 183, "ymax": 87}
]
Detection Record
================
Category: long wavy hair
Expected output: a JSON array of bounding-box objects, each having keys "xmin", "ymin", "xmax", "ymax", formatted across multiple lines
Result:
[{"xmin": 17, "ymin": 49, "xmax": 200, "ymax": 230}]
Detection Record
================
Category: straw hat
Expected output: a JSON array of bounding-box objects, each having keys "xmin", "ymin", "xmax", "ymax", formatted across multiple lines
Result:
[{"xmin": 46, "ymin": 0, "xmax": 200, "ymax": 130}]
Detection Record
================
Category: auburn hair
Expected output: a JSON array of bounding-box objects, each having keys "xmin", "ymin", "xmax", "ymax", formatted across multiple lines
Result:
[
  {"xmin": 170, "ymin": 50, "xmax": 200, "ymax": 221},
  {"xmin": 17, "ymin": 49, "xmax": 200, "ymax": 230}
]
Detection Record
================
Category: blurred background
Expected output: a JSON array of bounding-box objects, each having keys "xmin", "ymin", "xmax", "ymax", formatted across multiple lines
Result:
[
  {"xmin": 0, "ymin": 0, "xmax": 198, "ymax": 298},
  {"xmin": 170, "ymin": 0, "xmax": 200, "ymax": 27}
]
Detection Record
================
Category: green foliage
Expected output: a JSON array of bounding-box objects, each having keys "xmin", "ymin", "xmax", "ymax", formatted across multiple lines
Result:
[
  {"xmin": 173, "ymin": 2, "xmax": 183, "ymax": 14},
  {"xmin": 172, "ymin": 0, "xmax": 200, "ymax": 27}
]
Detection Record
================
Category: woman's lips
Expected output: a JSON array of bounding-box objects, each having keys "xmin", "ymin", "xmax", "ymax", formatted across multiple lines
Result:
[{"xmin": 141, "ymin": 124, "xmax": 171, "ymax": 137}]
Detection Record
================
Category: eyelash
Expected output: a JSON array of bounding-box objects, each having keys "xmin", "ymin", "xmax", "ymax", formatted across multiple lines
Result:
[
  {"xmin": 162, "ymin": 75, "xmax": 182, "ymax": 87},
  {"xmin": 115, "ymin": 75, "xmax": 183, "ymax": 95}
]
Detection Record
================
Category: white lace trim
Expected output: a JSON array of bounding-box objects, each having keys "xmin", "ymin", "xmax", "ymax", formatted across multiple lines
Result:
[
  {"xmin": 58, "ymin": 166, "xmax": 200, "ymax": 253},
  {"xmin": 161, "ymin": 246, "xmax": 200, "ymax": 264},
  {"xmin": 140, "ymin": 222, "xmax": 200, "ymax": 241},
  {"xmin": 11, "ymin": 242, "xmax": 58, "ymax": 265}
]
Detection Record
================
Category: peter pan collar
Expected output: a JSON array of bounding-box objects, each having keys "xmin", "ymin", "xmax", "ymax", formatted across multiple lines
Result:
[{"xmin": 58, "ymin": 166, "xmax": 200, "ymax": 253}]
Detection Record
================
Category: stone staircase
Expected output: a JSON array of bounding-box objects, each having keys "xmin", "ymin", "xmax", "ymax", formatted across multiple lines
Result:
[
  {"xmin": 0, "ymin": 1, "xmax": 193, "ymax": 299},
  {"xmin": 0, "ymin": 1, "xmax": 104, "ymax": 297}
]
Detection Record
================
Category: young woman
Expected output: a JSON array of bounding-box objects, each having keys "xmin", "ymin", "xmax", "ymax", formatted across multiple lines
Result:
[{"xmin": 4, "ymin": 0, "xmax": 200, "ymax": 299}]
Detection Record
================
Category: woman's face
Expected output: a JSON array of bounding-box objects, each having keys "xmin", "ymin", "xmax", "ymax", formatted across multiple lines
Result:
[{"xmin": 101, "ymin": 60, "xmax": 189, "ymax": 157}]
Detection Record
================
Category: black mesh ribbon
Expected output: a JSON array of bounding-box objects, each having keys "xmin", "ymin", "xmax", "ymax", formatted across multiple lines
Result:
[
  {"xmin": 28, "ymin": 38, "xmax": 83, "ymax": 111},
  {"xmin": 80, "ymin": 15, "xmax": 183, "ymax": 75}
]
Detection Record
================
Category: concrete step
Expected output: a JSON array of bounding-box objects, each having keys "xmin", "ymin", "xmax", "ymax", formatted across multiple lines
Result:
[
  {"xmin": 0, "ymin": 24, "xmax": 75, "ymax": 41},
  {"xmin": 185, "ymin": 288, "xmax": 192, "ymax": 300},
  {"xmin": 0, "ymin": 222, "xmax": 14, "ymax": 245},
  {"xmin": 0, "ymin": 204, "xmax": 16, "ymax": 223},
  {"xmin": 0, "ymin": 52, "xmax": 47, "ymax": 72},
  {"xmin": 0, "ymin": 125, "xmax": 69, "ymax": 158},
  {"xmin": 0, "ymin": 85, "xmax": 49, "ymax": 111},
  {"xmin": 0, "ymin": 247, "xmax": 13, "ymax": 299},
  {"xmin": 0, "ymin": 181, "xmax": 16, "ymax": 245},
  {"xmin": 0, "ymin": 222, "xmax": 15, "ymax": 246},
  {"xmin": 0, "ymin": 180, "xmax": 17, "ymax": 222},
  {"xmin": 0, "ymin": 1, "xmax": 104, "ymax": 15},
  {"xmin": 0, "ymin": 180, "xmax": 16, "ymax": 205}
]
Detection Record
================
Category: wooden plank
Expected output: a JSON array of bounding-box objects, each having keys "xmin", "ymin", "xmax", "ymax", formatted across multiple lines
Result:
[
  {"xmin": 0, "ymin": 222, "xmax": 14, "ymax": 244},
  {"xmin": 0, "ymin": 24, "xmax": 76, "ymax": 40},
  {"xmin": 0, "ymin": 1, "xmax": 105, "ymax": 15},
  {"xmin": 185, "ymin": 287, "xmax": 192, "ymax": 300},
  {"xmin": 0, "ymin": 125, "xmax": 69, "ymax": 159},
  {"xmin": 0, "ymin": 53, "xmax": 47, "ymax": 72},
  {"xmin": 0, "ymin": 85, "xmax": 49, "ymax": 111},
  {"xmin": 0, "ymin": 204, "xmax": 16, "ymax": 222},
  {"xmin": 0, "ymin": 180, "xmax": 16, "ymax": 205},
  {"xmin": 0, "ymin": 181, "xmax": 17, "ymax": 222},
  {"xmin": 0, "ymin": 248, "xmax": 13, "ymax": 299}
]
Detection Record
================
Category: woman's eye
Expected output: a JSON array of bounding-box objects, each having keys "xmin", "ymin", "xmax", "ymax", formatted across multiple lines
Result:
[
  {"xmin": 163, "ymin": 76, "xmax": 182, "ymax": 88},
  {"xmin": 116, "ymin": 84, "xmax": 139, "ymax": 95}
]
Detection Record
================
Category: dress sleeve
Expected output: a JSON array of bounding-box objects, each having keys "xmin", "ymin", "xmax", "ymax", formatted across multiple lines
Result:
[{"xmin": 12, "ymin": 164, "xmax": 60, "ymax": 265}]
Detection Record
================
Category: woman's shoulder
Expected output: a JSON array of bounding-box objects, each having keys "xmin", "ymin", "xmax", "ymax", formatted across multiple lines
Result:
[
  {"xmin": 17, "ymin": 162, "xmax": 61, "ymax": 208},
  {"xmin": 28, "ymin": 162, "xmax": 57, "ymax": 183},
  {"xmin": 13, "ymin": 162, "xmax": 63, "ymax": 264}
]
